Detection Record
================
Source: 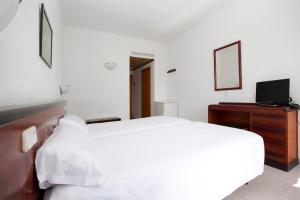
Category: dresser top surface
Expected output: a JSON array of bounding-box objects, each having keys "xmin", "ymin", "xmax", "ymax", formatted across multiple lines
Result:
[{"xmin": 209, "ymin": 102, "xmax": 297, "ymax": 113}]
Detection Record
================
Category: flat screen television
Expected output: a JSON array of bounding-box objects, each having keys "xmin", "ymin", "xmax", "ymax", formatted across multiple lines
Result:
[{"xmin": 256, "ymin": 79, "xmax": 290, "ymax": 105}]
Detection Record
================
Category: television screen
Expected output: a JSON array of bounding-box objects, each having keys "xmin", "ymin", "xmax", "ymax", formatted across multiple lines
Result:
[{"xmin": 256, "ymin": 79, "xmax": 290, "ymax": 105}]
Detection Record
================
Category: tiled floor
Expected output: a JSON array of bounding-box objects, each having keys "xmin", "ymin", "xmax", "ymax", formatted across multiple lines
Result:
[{"xmin": 225, "ymin": 165, "xmax": 300, "ymax": 200}]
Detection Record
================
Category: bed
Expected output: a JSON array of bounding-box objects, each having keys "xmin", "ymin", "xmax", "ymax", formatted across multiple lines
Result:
[
  {"xmin": 45, "ymin": 115, "xmax": 264, "ymax": 200},
  {"xmin": 0, "ymin": 101, "xmax": 264, "ymax": 200}
]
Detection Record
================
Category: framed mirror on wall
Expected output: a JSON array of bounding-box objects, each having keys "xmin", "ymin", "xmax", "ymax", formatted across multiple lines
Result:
[
  {"xmin": 40, "ymin": 4, "xmax": 53, "ymax": 68},
  {"xmin": 214, "ymin": 41, "xmax": 242, "ymax": 91}
]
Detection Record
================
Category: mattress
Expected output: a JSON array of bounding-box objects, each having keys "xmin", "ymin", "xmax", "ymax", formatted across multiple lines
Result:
[{"xmin": 45, "ymin": 120, "xmax": 264, "ymax": 200}]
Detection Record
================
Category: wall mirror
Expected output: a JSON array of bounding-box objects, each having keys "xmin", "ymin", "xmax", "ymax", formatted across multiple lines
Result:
[
  {"xmin": 214, "ymin": 41, "xmax": 242, "ymax": 91},
  {"xmin": 40, "ymin": 4, "xmax": 53, "ymax": 68}
]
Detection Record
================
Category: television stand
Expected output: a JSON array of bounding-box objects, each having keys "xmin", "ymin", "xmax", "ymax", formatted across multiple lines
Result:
[{"xmin": 208, "ymin": 102, "xmax": 299, "ymax": 171}]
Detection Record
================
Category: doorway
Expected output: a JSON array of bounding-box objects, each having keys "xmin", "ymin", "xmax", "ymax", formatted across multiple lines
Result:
[{"xmin": 130, "ymin": 56, "xmax": 154, "ymax": 119}]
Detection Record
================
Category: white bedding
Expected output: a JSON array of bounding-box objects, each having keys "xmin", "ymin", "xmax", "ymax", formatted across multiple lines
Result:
[
  {"xmin": 87, "ymin": 116, "xmax": 188, "ymax": 137},
  {"xmin": 45, "ymin": 120, "xmax": 264, "ymax": 200}
]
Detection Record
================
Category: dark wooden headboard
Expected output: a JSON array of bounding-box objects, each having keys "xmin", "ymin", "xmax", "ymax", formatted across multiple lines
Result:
[{"xmin": 0, "ymin": 101, "xmax": 66, "ymax": 200}]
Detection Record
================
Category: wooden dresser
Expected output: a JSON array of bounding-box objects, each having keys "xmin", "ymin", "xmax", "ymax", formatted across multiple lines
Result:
[{"xmin": 208, "ymin": 103, "xmax": 298, "ymax": 171}]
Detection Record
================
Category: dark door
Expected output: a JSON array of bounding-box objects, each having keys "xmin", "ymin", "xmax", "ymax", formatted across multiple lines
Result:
[{"xmin": 142, "ymin": 67, "xmax": 151, "ymax": 118}]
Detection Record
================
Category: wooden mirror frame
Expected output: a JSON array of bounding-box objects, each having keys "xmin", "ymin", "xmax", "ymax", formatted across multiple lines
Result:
[{"xmin": 214, "ymin": 40, "xmax": 242, "ymax": 91}]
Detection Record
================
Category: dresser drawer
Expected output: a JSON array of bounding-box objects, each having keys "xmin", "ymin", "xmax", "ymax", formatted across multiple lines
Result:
[
  {"xmin": 265, "ymin": 153, "xmax": 286, "ymax": 163},
  {"xmin": 264, "ymin": 140, "xmax": 286, "ymax": 162},
  {"xmin": 252, "ymin": 113, "xmax": 286, "ymax": 131},
  {"xmin": 253, "ymin": 127, "xmax": 286, "ymax": 143}
]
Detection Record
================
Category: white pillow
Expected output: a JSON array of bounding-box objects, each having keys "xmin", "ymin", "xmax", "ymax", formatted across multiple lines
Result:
[
  {"xmin": 59, "ymin": 114, "xmax": 88, "ymax": 133},
  {"xmin": 35, "ymin": 124, "xmax": 105, "ymax": 189}
]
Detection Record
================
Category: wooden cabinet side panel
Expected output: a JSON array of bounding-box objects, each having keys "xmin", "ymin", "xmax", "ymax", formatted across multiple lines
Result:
[{"xmin": 287, "ymin": 111, "xmax": 298, "ymax": 163}]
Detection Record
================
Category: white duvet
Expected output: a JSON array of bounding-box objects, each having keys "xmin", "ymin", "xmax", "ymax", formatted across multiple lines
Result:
[{"xmin": 45, "ymin": 120, "xmax": 264, "ymax": 200}]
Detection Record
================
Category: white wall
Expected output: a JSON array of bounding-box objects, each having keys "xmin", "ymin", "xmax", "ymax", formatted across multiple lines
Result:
[
  {"xmin": 0, "ymin": 0, "xmax": 64, "ymax": 107},
  {"xmin": 132, "ymin": 61, "xmax": 154, "ymax": 118},
  {"xmin": 63, "ymin": 26, "xmax": 168, "ymax": 120},
  {"xmin": 167, "ymin": 0, "xmax": 300, "ymax": 121}
]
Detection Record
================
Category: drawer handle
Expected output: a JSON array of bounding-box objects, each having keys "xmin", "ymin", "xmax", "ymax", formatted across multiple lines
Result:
[{"xmin": 253, "ymin": 125, "xmax": 285, "ymax": 133}]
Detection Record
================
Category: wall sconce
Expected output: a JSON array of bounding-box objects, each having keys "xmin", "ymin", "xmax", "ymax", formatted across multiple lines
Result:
[
  {"xmin": 60, "ymin": 85, "xmax": 71, "ymax": 95},
  {"xmin": 104, "ymin": 62, "xmax": 117, "ymax": 71},
  {"xmin": 0, "ymin": 0, "xmax": 22, "ymax": 32},
  {"xmin": 167, "ymin": 68, "xmax": 176, "ymax": 74}
]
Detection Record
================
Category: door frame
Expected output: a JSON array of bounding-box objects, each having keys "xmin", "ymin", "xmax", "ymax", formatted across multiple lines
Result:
[{"xmin": 129, "ymin": 54, "xmax": 154, "ymax": 119}]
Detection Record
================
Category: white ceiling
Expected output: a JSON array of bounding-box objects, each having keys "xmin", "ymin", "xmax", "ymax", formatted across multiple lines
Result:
[{"xmin": 61, "ymin": 0, "xmax": 229, "ymax": 43}]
